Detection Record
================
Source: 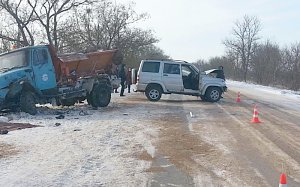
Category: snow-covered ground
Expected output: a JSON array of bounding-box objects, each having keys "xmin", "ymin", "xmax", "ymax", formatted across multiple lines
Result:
[
  {"xmin": 0, "ymin": 94, "xmax": 157, "ymax": 186},
  {"xmin": 227, "ymin": 80, "xmax": 300, "ymax": 111}
]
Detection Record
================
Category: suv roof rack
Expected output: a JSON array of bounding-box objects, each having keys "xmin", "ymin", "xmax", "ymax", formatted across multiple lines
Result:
[
  {"xmin": 144, "ymin": 59, "xmax": 189, "ymax": 63},
  {"xmin": 173, "ymin": 60, "xmax": 189, "ymax": 63}
]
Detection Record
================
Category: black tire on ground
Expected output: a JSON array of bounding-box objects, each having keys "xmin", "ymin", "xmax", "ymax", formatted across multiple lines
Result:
[
  {"xmin": 20, "ymin": 91, "xmax": 37, "ymax": 115},
  {"xmin": 145, "ymin": 85, "xmax": 162, "ymax": 101},
  {"xmin": 205, "ymin": 87, "xmax": 221, "ymax": 102},
  {"xmin": 91, "ymin": 84, "xmax": 111, "ymax": 107},
  {"xmin": 61, "ymin": 98, "xmax": 76, "ymax": 106}
]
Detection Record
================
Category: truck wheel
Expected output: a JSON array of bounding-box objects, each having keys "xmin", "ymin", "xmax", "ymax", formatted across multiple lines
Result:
[
  {"xmin": 145, "ymin": 85, "xmax": 162, "ymax": 101},
  {"xmin": 61, "ymin": 99, "xmax": 76, "ymax": 106},
  {"xmin": 91, "ymin": 84, "xmax": 111, "ymax": 107},
  {"xmin": 86, "ymin": 93, "xmax": 93, "ymax": 106},
  {"xmin": 205, "ymin": 87, "xmax": 221, "ymax": 102},
  {"xmin": 20, "ymin": 91, "xmax": 37, "ymax": 115}
]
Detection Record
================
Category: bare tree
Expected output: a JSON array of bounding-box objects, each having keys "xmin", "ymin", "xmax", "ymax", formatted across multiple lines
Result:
[
  {"xmin": 252, "ymin": 41, "xmax": 281, "ymax": 85},
  {"xmin": 27, "ymin": 0, "xmax": 93, "ymax": 49},
  {"xmin": 68, "ymin": 1, "xmax": 150, "ymax": 51},
  {"xmin": 0, "ymin": 0, "xmax": 36, "ymax": 46},
  {"xmin": 224, "ymin": 15, "xmax": 261, "ymax": 82},
  {"xmin": 281, "ymin": 43, "xmax": 300, "ymax": 90},
  {"xmin": 58, "ymin": 1, "xmax": 159, "ymax": 67}
]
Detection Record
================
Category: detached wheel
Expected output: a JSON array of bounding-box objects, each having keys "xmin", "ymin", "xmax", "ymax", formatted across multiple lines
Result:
[
  {"xmin": 145, "ymin": 85, "xmax": 162, "ymax": 101},
  {"xmin": 91, "ymin": 84, "xmax": 111, "ymax": 107},
  {"xmin": 205, "ymin": 87, "xmax": 221, "ymax": 102},
  {"xmin": 20, "ymin": 91, "xmax": 37, "ymax": 115}
]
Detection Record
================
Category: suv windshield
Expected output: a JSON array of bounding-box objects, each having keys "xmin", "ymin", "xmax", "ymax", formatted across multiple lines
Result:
[{"xmin": 0, "ymin": 50, "xmax": 27, "ymax": 72}]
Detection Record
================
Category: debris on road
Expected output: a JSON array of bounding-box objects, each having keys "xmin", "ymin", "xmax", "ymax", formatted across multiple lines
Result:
[
  {"xmin": 0, "ymin": 122, "xmax": 39, "ymax": 132},
  {"xmin": 55, "ymin": 114, "xmax": 65, "ymax": 119},
  {"xmin": 79, "ymin": 110, "xmax": 90, "ymax": 116},
  {"xmin": 54, "ymin": 123, "xmax": 61, "ymax": 127},
  {"xmin": 0, "ymin": 130, "xmax": 8, "ymax": 135}
]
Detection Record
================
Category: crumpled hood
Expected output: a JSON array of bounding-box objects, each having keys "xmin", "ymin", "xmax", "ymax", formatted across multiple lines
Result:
[{"xmin": 0, "ymin": 68, "xmax": 29, "ymax": 89}]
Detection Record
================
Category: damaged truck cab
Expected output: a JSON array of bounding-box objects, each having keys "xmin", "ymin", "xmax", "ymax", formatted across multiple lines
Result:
[{"xmin": 0, "ymin": 45, "xmax": 120, "ymax": 115}]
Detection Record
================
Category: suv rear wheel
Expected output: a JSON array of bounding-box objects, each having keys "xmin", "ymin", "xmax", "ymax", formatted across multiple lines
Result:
[
  {"xmin": 205, "ymin": 87, "xmax": 221, "ymax": 102},
  {"xmin": 145, "ymin": 85, "xmax": 162, "ymax": 101}
]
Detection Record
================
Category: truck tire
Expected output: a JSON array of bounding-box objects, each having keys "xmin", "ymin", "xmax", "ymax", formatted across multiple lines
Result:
[
  {"xmin": 205, "ymin": 87, "xmax": 221, "ymax": 102},
  {"xmin": 20, "ymin": 91, "xmax": 37, "ymax": 115},
  {"xmin": 61, "ymin": 99, "xmax": 76, "ymax": 106},
  {"xmin": 145, "ymin": 85, "xmax": 162, "ymax": 101},
  {"xmin": 91, "ymin": 84, "xmax": 111, "ymax": 107},
  {"xmin": 86, "ymin": 93, "xmax": 93, "ymax": 106}
]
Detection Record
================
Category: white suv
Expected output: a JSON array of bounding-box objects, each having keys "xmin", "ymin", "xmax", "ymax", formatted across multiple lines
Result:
[{"xmin": 136, "ymin": 60, "xmax": 227, "ymax": 102}]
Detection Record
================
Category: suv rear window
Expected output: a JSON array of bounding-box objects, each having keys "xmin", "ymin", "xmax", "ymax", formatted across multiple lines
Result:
[{"xmin": 142, "ymin": 61, "xmax": 160, "ymax": 73}]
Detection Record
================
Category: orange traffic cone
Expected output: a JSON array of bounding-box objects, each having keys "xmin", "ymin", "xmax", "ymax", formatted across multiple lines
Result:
[
  {"xmin": 251, "ymin": 105, "xmax": 261, "ymax": 123},
  {"xmin": 279, "ymin": 173, "xmax": 287, "ymax": 187},
  {"xmin": 236, "ymin": 92, "xmax": 241, "ymax": 102}
]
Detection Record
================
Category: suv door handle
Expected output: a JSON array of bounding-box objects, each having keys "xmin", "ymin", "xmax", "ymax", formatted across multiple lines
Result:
[{"xmin": 163, "ymin": 74, "xmax": 168, "ymax": 76}]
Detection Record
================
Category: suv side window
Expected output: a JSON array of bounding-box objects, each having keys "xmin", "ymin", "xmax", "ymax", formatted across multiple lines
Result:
[
  {"xmin": 142, "ymin": 61, "xmax": 160, "ymax": 73},
  {"xmin": 163, "ymin": 63, "xmax": 180, "ymax": 74}
]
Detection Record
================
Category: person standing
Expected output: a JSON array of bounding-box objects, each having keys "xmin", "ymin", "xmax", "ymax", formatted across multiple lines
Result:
[
  {"xmin": 126, "ymin": 68, "xmax": 132, "ymax": 93},
  {"xmin": 113, "ymin": 65, "xmax": 119, "ymax": 93},
  {"xmin": 216, "ymin": 66, "xmax": 225, "ymax": 80},
  {"xmin": 119, "ymin": 64, "xmax": 126, "ymax": 96}
]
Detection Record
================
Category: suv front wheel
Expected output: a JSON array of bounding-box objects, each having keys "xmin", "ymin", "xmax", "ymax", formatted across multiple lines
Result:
[
  {"xmin": 145, "ymin": 85, "xmax": 162, "ymax": 101},
  {"xmin": 205, "ymin": 87, "xmax": 221, "ymax": 102}
]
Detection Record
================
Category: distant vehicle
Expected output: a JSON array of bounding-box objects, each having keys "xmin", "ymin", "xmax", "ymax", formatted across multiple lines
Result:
[
  {"xmin": 135, "ymin": 60, "xmax": 227, "ymax": 102},
  {"xmin": 0, "ymin": 45, "xmax": 122, "ymax": 115}
]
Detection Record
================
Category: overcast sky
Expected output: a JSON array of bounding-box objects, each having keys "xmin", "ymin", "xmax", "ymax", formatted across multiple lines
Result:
[{"xmin": 118, "ymin": 0, "xmax": 300, "ymax": 62}]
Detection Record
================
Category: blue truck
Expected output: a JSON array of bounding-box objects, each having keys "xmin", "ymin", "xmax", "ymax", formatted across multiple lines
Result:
[{"xmin": 0, "ymin": 45, "xmax": 120, "ymax": 115}]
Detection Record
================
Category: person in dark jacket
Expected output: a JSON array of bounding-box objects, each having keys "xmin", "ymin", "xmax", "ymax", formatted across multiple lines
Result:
[
  {"xmin": 119, "ymin": 64, "xmax": 126, "ymax": 96},
  {"xmin": 113, "ymin": 65, "xmax": 119, "ymax": 93},
  {"xmin": 216, "ymin": 66, "xmax": 225, "ymax": 80}
]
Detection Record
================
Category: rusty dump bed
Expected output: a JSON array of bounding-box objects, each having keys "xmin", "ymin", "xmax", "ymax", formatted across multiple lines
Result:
[
  {"xmin": 58, "ymin": 49, "xmax": 122, "ymax": 78},
  {"xmin": 47, "ymin": 45, "xmax": 123, "ymax": 82}
]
